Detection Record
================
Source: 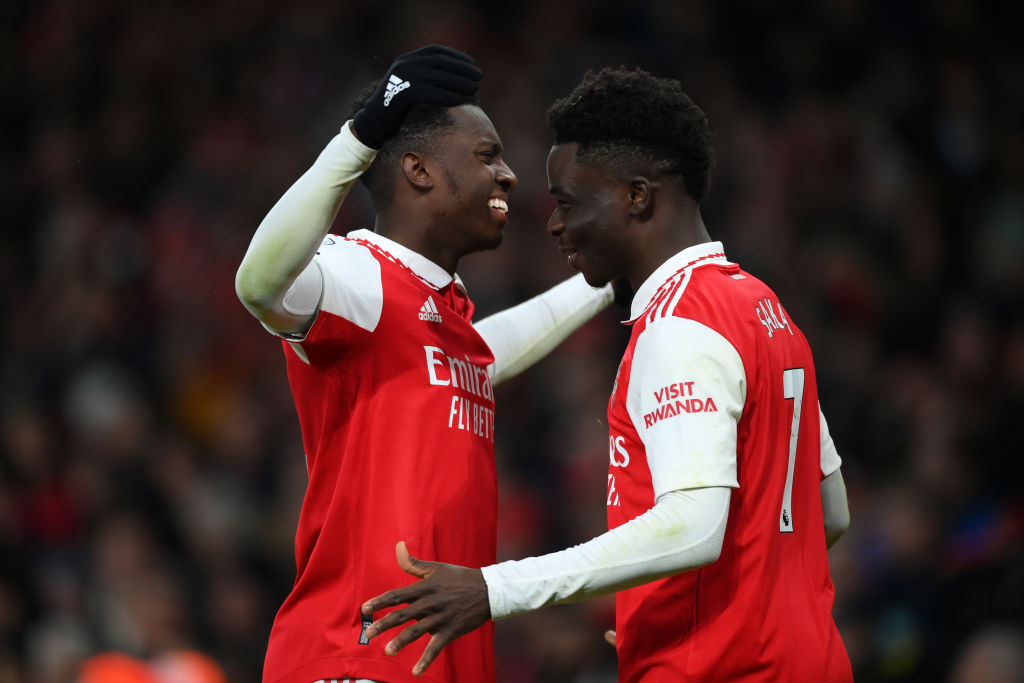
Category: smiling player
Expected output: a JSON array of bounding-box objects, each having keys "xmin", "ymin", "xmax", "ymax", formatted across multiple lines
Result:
[
  {"xmin": 361, "ymin": 66, "xmax": 853, "ymax": 683},
  {"xmin": 235, "ymin": 46, "xmax": 613, "ymax": 683}
]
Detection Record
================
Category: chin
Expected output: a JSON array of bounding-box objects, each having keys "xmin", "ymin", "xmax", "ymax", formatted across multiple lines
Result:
[
  {"xmin": 581, "ymin": 270, "xmax": 609, "ymax": 287},
  {"xmin": 483, "ymin": 230, "xmax": 504, "ymax": 249}
]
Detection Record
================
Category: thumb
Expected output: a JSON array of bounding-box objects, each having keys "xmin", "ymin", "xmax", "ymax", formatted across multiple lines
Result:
[
  {"xmin": 396, "ymin": 540, "xmax": 436, "ymax": 579},
  {"xmin": 604, "ymin": 630, "xmax": 617, "ymax": 647}
]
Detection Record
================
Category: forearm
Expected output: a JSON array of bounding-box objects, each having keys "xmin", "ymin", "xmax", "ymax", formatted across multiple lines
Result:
[
  {"xmin": 821, "ymin": 469, "xmax": 850, "ymax": 548},
  {"xmin": 481, "ymin": 487, "xmax": 730, "ymax": 619},
  {"xmin": 475, "ymin": 274, "xmax": 613, "ymax": 386},
  {"xmin": 235, "ymin": 121, "xmax": 375, "ymax": 329}
]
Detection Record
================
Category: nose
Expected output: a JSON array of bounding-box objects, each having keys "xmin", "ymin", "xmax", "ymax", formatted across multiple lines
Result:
[
  {"xmin": 496, "ymin": 161, "xmax": 518, "ymax": 192},
  {"xmin": 547, "ymin": 208, "xmax": 563, "ymax": 237}
]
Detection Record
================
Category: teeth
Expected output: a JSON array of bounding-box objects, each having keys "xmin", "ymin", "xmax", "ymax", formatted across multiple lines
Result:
[{"xmin": 488, "ymin": 198, "xmax": 508, "ymax": 213}]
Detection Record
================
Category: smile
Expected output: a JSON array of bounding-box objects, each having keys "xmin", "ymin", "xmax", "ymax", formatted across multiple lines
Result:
[{"xmin": 487, "ymin": 197, "xmax": 508, "ymax": 214}]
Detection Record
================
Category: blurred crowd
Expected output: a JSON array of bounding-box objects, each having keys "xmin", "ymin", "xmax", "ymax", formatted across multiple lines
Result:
[{"xmin": 2, "ymin": 0, "xmax": 1022, "ymax": 681}]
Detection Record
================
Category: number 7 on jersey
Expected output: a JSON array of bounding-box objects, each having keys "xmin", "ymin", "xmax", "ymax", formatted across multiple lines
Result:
[{"xmin": 780, "ymin": 367, "xmax": 804, "ymax": 533}]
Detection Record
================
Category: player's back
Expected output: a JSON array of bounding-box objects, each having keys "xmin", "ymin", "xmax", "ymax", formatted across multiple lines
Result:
[{"xmin": 618, "ymin": 261, "xmax": 851, "ymax": 682}]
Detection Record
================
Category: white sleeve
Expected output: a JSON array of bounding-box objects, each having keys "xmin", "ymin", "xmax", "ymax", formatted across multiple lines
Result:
[
  {"xmin": 266, "ymin": 237, "xmax": 385, "ymax": 343},
  {"xmin": 235, "ymin": 120, "xmax": 376, "ymax": 335},
  {"xmin": 481, "ymin": 487, "xmax": 730, "ymax": 619},
  {"xmin": 474, "ymin": 274, "xmax": 613, "ymax": 387},
  {"xmin": 821, "ymin": 469, "xmax": 850, "ymax": 548},
  {"xmin": 626, "ymin": 318, "xmax": 746, "ymax": 498},
  {"xmin": 819, "ymin": 403, "xmax": 842, "ymax": 477}
]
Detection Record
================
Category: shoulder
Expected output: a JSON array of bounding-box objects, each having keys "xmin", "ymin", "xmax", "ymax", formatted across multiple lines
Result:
[
  {"xmin": 636, "ymin": 316, "xmax": 744, "ymax": 370},
  {"xmin": 626, "ymin": 316, "xmax": 747, "ymax": 425},
  {"xmin": 311, "ymin": 234, "xmax": 383, "ymax": 286},
  {"xmin": 312, "ymin": 235, "xmax": 385, "ymax": 329},
  {"xmin": 315, "ymin": 234, "xmax": 375, "ymax": 266},
  {"xmin": 670, "ymin": 265, "xmax": 801, "ymax": 342}
]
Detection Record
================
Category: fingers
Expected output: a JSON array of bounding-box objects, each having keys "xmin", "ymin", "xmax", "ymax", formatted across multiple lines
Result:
[
  {"xmin": 370, "ymin": 610, "xmax": 447, "ymax": 655},
  {"xmin": 395, "ymin": 540, "xmax": 416, "ymax": 575},
  {"xmin": 397, "ymin": 62, "xmax": 481, "ymax": 97},
  {"xmin": 385, "ymin": 620, "xmax": 426, "ymax": 655},
  {"xmin": 417, "ymin": 56, "xmax": 482, "ymax": 82},
  {"xmin": 604, "ymin": 630, "xmax": 617, "ymax": 647},
  {"xmin": 390, "ymin": 47, "xmax": 481, "ymax": 89},
  {"xmin": 363, "ymin": 605, "xmax": 414, "ymax": 640},
  {"xmin": 362, "ymin": 584, "xmax": 421, "ymax": 615},
  {"xmin": 384, "ymin": 623, "xmax": 454, "ymax": 676},
  {"xmin": 409, "ymin": 85, "xmax": 478, "ymax": 108},
  {"xmin": 362, "ymin": 542, "xmax": 437, "ymax": 614},
  {"xmin": 403, "ymin": 44, "xmax": 475, "ymax": 64},
  {"xmin": 413, "ymin": 633, "xmax": 448, "ymax": 676},
  {"xmin": 396, "ymin": 541, "xmax": 437, "ymax": 579}
]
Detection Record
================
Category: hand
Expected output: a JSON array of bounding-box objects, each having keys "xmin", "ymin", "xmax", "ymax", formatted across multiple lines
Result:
[
  {"xmin": 605, "ymin": 629, "xmax": 617, "ymax": 647},
  {"xmin": 361, "ymin": 541, "xmax": 491, "ymax": 676},
  {"xmin": 352, "ymin": 45, "xmax": 482, "ymax": 149}
]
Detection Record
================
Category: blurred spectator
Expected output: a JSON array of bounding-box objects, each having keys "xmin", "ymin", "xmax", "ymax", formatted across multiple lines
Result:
[
  {"xmin": 78, "ymin": 650, "xmax": 226, "ymax": 683},
  {"xmin": 1, "ymin": 1, "xmax": 1021, "ymax": 681}
]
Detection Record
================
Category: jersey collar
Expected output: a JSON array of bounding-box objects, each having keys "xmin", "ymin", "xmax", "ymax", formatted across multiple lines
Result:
[
  {"xmin": 628, "ymin": 241, "xmax": 729, "ymax": 321},
  {"xmin": 346, "ymin": 229, "xmax": 467, "ymax": 293}
]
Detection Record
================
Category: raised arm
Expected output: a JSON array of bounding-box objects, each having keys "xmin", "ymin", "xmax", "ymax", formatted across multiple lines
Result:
[
  {"xmin": 474, "ymin": 274, "xmax": 613, "ymax": 386},
  {"xmin": 235, "ymin": 45, "xmax": 483, "ymax": 335},
  {"xmin": 235, "ymin": 124, "xmax": 376, "ymax": 334}
]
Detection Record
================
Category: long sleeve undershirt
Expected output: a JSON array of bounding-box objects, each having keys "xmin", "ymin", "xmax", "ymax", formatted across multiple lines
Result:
[
  {"xmin": 475, "ymin": 276, "xmax": 612, "ymax": 386},
  {"xmin": 481, "ymin": 486, "xmax": 731, "ymax": 619},
  {"xmin": 235, "ymin": 120, "xmax": 612, "ymax": 382}
]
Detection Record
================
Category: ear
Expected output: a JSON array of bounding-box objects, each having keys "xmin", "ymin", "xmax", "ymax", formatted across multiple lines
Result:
[
  {"xmin": 627, "ymin": 177, "xmax": 655, "ymax": 217},
  {"xmin": 400, "ymin": 152, "xmax": 434, "ymax": 190}
]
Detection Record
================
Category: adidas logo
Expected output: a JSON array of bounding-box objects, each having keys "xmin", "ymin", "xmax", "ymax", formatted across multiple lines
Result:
[
  {"xmin": 383, "ymin": 74, "xmax": 410, "ymax": 107},
  {"xmin": 418, "ymin": 295, "xmax": 442, "ymax": 323}
]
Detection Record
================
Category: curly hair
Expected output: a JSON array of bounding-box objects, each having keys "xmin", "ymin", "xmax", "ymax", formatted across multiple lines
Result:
[
  {"xmin": 348, "ymin": 84, "xmax": 481, "ymax": 210},
  {"xmin": 546, "ymin": 67, "xmax": 713, "ymax": 202}
]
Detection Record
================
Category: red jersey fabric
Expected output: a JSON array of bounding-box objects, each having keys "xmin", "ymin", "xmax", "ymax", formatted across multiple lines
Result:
[
  {"xmin": 607, "ymin": 246, "xmax": 852, "ymax": 682},
  {"xmin": 262, "ymin": 234, "xmax": 497, "ymax": 683}
]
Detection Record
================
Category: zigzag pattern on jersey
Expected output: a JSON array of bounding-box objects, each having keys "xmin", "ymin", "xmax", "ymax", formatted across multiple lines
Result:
[
  {"xmin": 347, "ymin": 236, "xmax": 444, "ymax": 292},
  {"xmin": 639, "ymin": 251, "xmax": 727, "ymax": 324}
]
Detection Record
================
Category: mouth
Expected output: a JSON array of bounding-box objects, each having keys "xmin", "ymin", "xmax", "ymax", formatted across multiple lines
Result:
[
  {"xmin": 558, "ymin": 245, "xmax": 579, "ymax": 268},
  {"xmin": 488, "ymin": 197, "xmax": 509, "ymax": 225}
]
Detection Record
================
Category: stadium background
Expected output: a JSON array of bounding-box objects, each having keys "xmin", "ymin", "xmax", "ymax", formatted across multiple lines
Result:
[{"xmin": 2, "ymin": 0, "xmax": 1022, "ymax": 681}]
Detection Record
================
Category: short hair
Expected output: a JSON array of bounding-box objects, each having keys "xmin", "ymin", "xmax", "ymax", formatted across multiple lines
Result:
[
  {"xmin": 546, "ymin": 67, "xmax": 713, "ymax": 202},
  {"xmin": 348, "ymin": 84, "xmax": 481, "ymax": 210}
]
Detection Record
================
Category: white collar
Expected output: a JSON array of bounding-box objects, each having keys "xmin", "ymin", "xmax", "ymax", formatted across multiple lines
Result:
[
  {"xmin": 346, "ymin": 229, "xmax": 465, "ymax": 292},
  {"xmin": 629, "ymin": 241, "xmax": 729, "ymax": 321}
]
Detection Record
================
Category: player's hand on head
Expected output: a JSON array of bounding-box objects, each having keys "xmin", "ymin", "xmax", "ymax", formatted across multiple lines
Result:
[
  {"xmin": 352, "ymin": 45, "xmax": 482, "ymax": 149},
  {"xmin": 361, "ymin": 541, "xmax": 491, "ymax": 676}
]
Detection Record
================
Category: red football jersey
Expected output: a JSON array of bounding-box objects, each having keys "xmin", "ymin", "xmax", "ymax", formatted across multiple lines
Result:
[
  {"xmin": 606, "ymin": 243, "xmax": 851, "ymax": 682},
  {"xmin": 262, "ymin": 232, "xmax": 497, "ymax": 683}
]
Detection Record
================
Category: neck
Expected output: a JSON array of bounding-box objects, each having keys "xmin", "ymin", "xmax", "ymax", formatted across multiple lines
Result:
[
  {"xmin": 375, "ymin": 215, "xmax": 459, "ymax": 275},
  {"xmin": 627, "ymin": 210, "xmax": 711, "ymax": 291}
]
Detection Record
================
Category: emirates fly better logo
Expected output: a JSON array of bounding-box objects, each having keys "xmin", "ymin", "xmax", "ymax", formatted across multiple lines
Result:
[{"xmin": 383, "ymin": 74, "xmax": 410, "ymax": 106}]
